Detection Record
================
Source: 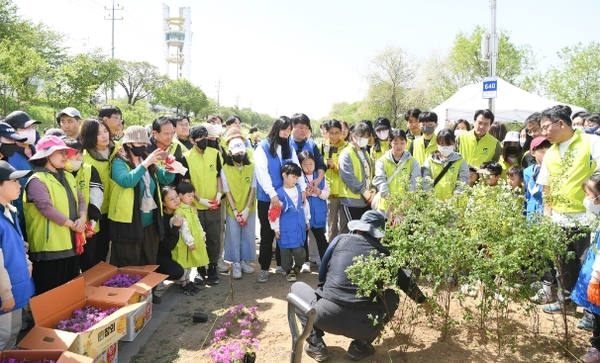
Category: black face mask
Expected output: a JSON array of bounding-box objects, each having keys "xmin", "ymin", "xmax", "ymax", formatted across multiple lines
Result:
[
  {"xmin": 130, "ymin": 145, "xmax": 146, "ymax": 157},
  {"xmin": 207, "ymin": 139, "xmax": 218, "ymax": 149},
  {"xmin": 195, "ymin": 139, "xmax": 208, "ymax": 150},
  {"xmin": 0, "ymin": 143, "xmax": 18, "ymax": 158},
  {"xmin": 232, "ymin": 154, "xmax": 245, "ymax": 164},
  {"xmin": 506, "ymin": 146, "xmax": 518, "ymax": 155}
]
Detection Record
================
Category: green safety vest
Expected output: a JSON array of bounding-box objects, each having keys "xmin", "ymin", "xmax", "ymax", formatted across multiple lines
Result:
[
  {"xmin": 339, "ymin": 145, "xmax": 371, "ymax": 200},
  {"xmin": 24, "ymin": 171, "xmax": 79, "ymax": 253},
  {"xmin": 324, "ymin": 139, "xmax": 347, "ymax": 196},
  {"xmin": 222, "ymin": 163, "xmax": 256, "ymax": 218},
  {"xmin": 545, "ymin": 130, "xmax": 595, "ymax": 214},
  {"xmin": 74, "ymin": 164, "xmax": 100, "ymax": 233},
  {"xmin": 83, "ymin": 144, "xmax": 120, "ymax": 214},
  {"xmin": 184, "ymin": 147, "xmax": 220, "ymax": 210},
  {"xmin": 412, "ymin": 135, "xmax": 438, "ymax": 166},
  {"xmin": 370, "ymin": 140, "xmax": 390, "ymax": 165},
  {"xmin": 377, "ymin": 156, "xmax": 414, "ymax": 210},
  {"xmin": 172, "ymin": 205, "xmax": 209, "ymax": 268},
  {"xmin": 458, "ymin": 130, "xmax": 498, "ymax": 167},
  {"xmin": 429, "ymin": 158, "xmax": 466, "ymax": 200}
]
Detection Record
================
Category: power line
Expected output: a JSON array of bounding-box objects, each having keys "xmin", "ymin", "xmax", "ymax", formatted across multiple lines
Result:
[
  {"xmin": 104, "ymin": 0, "xmax": 123, "ymax": 100},
  {"xmin": 65, "ymin": 0, "xmax": 105, "ymax": 17}
]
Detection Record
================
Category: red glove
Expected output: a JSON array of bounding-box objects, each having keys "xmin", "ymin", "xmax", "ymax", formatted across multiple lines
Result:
[
  {"xmin": 84, "ymin": 221, "xmax": 96, "ymax": 238},
  {"xmin": 164, "ymin": 154, "xmax": 176, "ymax": 171},
  {"xmin": 237, "ymin": 212, "xmax": 248, "ymax": 226},
  {"xmin": 75, "ymin": 233, "xmax": 85, "ymax": 255},
  {"xmin": 588, "ymin": 282, "xmax": 600, "ymax": 306},
  {"xmin": 208, "ymin": 199, "xmax": 220, "ymax": 210},
  {"xmin": 268, "ymin": 205, "xmax": 283, "ymax": 222}
]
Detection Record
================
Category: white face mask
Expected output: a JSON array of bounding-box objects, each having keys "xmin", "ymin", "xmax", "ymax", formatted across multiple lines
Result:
[
  {"xmin": 438, "ymin": 145, "xmax": 454, "ymax": 157},
  {"xmin": 65, "ymin": 159, "xmax": 82, "ymax": 172},
  {"xmin": 454, "ymin": 129, "xmax": 467, "ymax": 138},
  {"xmin": 356, "ymin": 137, "xmax": 369, "ymax": 148},
  {"xmin": 19, "ymin": 129, "xmax": 36, "ymax": 145},
  {"xmin": 376, "ymin": 130, "xmax": 389, "ymax": 141},
  {"xmin": 519, "ymin": 138, "xmax": 526, "ymax": 148},
  {"xmin": 584, "ymin": 197, "xmax": 600, "ymax": 215}
]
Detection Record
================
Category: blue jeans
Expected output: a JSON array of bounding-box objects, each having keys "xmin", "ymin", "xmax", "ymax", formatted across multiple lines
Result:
[{"xmin": 224, "ymin": 212, "xmax": 256, "ymax": 263}]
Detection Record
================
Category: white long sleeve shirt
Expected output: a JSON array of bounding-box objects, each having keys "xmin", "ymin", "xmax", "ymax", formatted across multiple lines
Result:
[{"xmin": 254, "ymin": 143, "xmax": 306, "ymax": 199}]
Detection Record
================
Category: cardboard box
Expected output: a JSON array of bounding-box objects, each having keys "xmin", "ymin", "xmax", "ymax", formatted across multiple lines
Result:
[
  {"xmin": 80, "ymin": 262, "xmax": 167, "ymax": 304},
  {"xmin": 19, "ymin": 278, "xmax": 142, "ymax": 358},
  {"xmin": 122, "ymin": 301, "xmax": 152, "ymax": 342},
  {"xmin": 91, "ymin": 342, "xmax": 117, "ymax": 363},
  {"xmin": 0, "ymin": 350, "xmax": 93, "ymax": 363}
]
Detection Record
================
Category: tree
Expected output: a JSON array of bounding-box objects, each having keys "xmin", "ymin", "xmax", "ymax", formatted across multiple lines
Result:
[
  {"xmin": 44, "ymin": 49, "xmax": 122, "ymax": 110},
  {"xmin": 542, "ymin": 42, "xmax": 600, "ymax": 112},
  {"xmin": 364, "ymin": 46, "xmax": 418, "ymax": 127},
  {"xmin": 423, "ymin": 25, "xmax": 536, "ymax": 106},
  {"xmin": 154, "ymin": 79, "xmax": 208, "ymax": 115},
  {"xmin": 0, "ymin": 39, "xmax": 46, "ymax": 113},
  {"xmin": 116, "ymin": 61, "xmax": 168, "ymax": 106},
  {"xmin": 326, "ymin": 101, "xmax": 366, "ymax": 125}
]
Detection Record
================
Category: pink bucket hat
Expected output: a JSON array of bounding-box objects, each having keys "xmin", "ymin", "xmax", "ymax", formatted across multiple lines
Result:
[{"xmin": 29, "ymin": 135, "xmax": 77, "ymax": 161}]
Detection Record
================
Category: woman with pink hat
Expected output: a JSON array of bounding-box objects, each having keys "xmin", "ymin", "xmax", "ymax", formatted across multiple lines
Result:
[{"xmin": 23, "ymin": 136, "xmax": 86, "ymax": 294}]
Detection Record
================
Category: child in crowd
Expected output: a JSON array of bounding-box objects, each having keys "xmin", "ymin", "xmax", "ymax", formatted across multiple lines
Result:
[
  {"xmin": 62, "ymin": 137, "xmax": 103, "ymax": 272},
  {"xmin": 571, "ymin": 174, "xmax": 600, "ymax": 363},
  {"xmin": 221, "ymin": 134, "xmax": 256, "ymax": 279},
  {"xmin": 270, "ymin": 162, "xmax": 310, "ymax": 282},
  {"xmin": 477, "ymin": 161, "xmax": 503, "ymax": 187},
  {"xmin": 158, "ymin": 186, "xmax": 184, "ymax": 284},
  {"xmin": 421, "ymin": 129, "xmax": 469, "ymax": 200},
  {"xmin": 499, "ymin": 131, "xmax": 523, "ymax": 179},
  {"xmin": 172, "ymin": 182, "xmax": 209, "ymax": 296},
  {"xmin": 506, "ymin": 165, "xmax": 524, "ymax": 192},
  {"xmin": 523, "ymin": 137, "xmax": 551, "ymax": 218},
  {"xmin": 322, "ymin": 120, "xmax": 347, "ymax": 243},
  {"xmin": 298, "ymin": 151, "xmax": 330, "ymax": 267},
  {"xmin": 0, "ymin": 161, "xmax": 34, "ymax": 350}
]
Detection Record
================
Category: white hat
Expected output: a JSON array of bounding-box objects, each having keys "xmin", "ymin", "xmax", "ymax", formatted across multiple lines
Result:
[
  {"xmin": 228, "ymin": 139, "xmax": 246, "ymax": 154},
  {"xmin": 503, "ymin": 131, "xmax": 520, "ymax": 143}
]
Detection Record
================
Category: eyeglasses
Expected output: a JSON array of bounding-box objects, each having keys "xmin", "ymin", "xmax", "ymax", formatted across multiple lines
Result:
[
  {"xmin": 540, "ymin": 121, "xmax": 559, "ymax": 134},
  {"xmin": 526, "ymin": 127, "xmax": 541, "ymax": 136},
  {"xmin": 165, "ymin": 195, "xmax": 180, "ymax": 203}
]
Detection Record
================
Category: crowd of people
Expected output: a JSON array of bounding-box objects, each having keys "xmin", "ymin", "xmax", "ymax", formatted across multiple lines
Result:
[{"xmin": 0, "ymin": 104, "xmax": 600, "ymax": 361}]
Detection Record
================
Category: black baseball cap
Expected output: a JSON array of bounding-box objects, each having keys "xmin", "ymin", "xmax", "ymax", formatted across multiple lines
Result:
[
  {"xmin": 0, "ymin": 160, "xmax": 32, "ymax": 181},
  {"xmin": 0, "ymin": 122, "xmax": 27, "ymax": 142},
  {"xmin": 4, "ymin": 111, "xmax": 41, "ymax": 129}
]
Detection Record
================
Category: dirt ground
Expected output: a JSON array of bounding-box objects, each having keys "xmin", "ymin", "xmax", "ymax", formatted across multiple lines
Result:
[{"xmin": 129, "ymin": 262, "xmax": 592, "ymax": 363}]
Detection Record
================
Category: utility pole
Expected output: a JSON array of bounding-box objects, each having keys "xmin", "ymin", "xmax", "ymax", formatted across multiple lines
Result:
[
  {"xmin": 488, "ymin": 0, "xmax": 497, "ymax": 113},
  {"xmin": 215, "ymin": 78, "xmax": 223, "ymax": 108},
  {"xmin": 234, "ymin": 94, "xmax": 241, "ymax": 109},
  {"xmin": 105, "ymin": 0, "xmax": 123, "ymax": 100}
]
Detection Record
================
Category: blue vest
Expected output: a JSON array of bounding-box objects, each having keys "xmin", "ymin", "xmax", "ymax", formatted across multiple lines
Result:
[
  {"xmin": 276, "ymin": 184, "xmax": 306, "ymax": 249},
  {"xmin": 8, "ymin": 150, "xmax": 33, "ymax": 232},
  {"xmin": 0, "ymin": 205, "xmax": 35, "ymax": 313},
  {"xmin": 571, "ymin": 230, "xmax": 600, "ymax": 315},
  {"xmin": 523, "ymin": 165, "xmax": 543, "ymax": 219},
  {"xmin": 290, "ymin": 138, "xmax": 317, "ymax": 156},
  {"xmin": 256, "ymin": 140, "xmax": 293, "ymax": 202},
  {"xmin": 306, "ymin": 172, "xmax": 327, "ymax": 229}
]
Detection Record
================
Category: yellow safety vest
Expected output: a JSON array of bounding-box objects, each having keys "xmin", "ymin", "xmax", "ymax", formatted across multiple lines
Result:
[{"xmin": 184, "ymin": 147, "xmax": 220, "ymax": 210}]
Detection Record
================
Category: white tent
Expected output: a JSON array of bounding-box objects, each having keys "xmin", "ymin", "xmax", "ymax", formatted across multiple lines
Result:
[{"xmin": 432, "ymin": 78, "xmax": 586, "ymax": 126}]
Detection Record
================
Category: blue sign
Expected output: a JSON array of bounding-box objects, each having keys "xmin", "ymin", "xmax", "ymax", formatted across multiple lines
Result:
[{"xmin": 482, "ymin": 76, "xmax": 497, "ymax": 99}]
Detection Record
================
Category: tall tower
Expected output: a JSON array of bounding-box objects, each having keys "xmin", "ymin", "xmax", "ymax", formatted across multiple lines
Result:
[{"xmin": 163, "ymin": 4, "xmax": 192, "ymax": 81}]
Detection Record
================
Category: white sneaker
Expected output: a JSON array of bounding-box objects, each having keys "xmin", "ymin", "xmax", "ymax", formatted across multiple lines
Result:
[
  {"xmin": 301, "ymin": 262, "xmax": 311, "ymax": 273},
  {"xmin": 155, "ymin": 281, "xmax": 166, "ymax": 292},
  {"xmin": 232, "ymin": 262, "xmax": 242, "ymax": 279},
  {"xmin": 240, "ymin": 260, "xmax": 254, "ymax": 274},
  {"xmin": 218, "ymin": 259, "xmax": 230, "ymax": 273},
  {"xmin": 258, "ymin": 270, "xmax": 269, "ymax": 283},
  {"xmin": 275, "ymin": 266, "xmax": 286, "ymax": 275}
]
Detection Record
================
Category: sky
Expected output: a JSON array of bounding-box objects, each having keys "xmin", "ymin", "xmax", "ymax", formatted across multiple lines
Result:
[{"xmin": 16, "ymin": 0, "xmax": 600, "ymax": 119}]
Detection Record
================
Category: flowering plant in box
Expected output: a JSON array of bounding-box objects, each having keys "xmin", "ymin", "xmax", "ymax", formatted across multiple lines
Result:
[
  {"xmin": 0, "ymin": 360, "xmax": 56, "ymax": 363},
  {"xmin": 102, "ymin": 273, "xmax": 142, "ymax": 288},
  {"xmin": 208, "ymin": 305, "xmax": 260, "ymax": 363},
  {"xmin": 55, "ymin": 305, "xmax": 118, "ymax": 333}
]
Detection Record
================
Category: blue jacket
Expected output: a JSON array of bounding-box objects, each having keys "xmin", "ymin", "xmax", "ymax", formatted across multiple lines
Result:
[
  {"xmin": 572, "ymin": 231, "xmax": 600, "ymax": 315},
  {"xmin": 0, "ymin": 204, "xmax": 35, "ymax": 314},
  {"xmin": 289, "ymin": 138, "xmax": 326, "ymax": 172},
  {"xmin": 256, "ymin": 140, "xmax": 293, "ymax": 202},
  {"xmin": 276, "ymin": 184, "xmax": 306, "ymax": 249},
  {"xmin": 523, "ymin": 164, "xmax": 543, "ymax": 218},
  {"xmin": 306, "ymin": 172, "xmax": 327, "ymax": 229},
  {"xmin": 7, "ymin": 149, "xmax": 34, "ymax": 237}
]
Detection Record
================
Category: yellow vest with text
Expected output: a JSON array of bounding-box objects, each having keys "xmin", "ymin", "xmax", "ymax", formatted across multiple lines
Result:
[
  {"xmin": 412, "ymin": 135, "xmax": 438, "ymax": 166},
  {"xmin": 377, "ymin": 156, "xmax": 414, "ymax": 210},
  {"xmin": 458, "ymin": 130, "xmax": 498, "ymax": 167},
  {"xmin": 24, "ymin": 172, "xmax": 79, "ymax": 253},
  {"xmin": 545, "ymin": 130, "xmax": 595, "ymax": 214},
  {"xmin": 184, "ymin": 147, "xmax": 220, "ymax": 210},
  {"xmin": 222, "ymin": 163, "xmax": 256, "ymax": 218}
]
